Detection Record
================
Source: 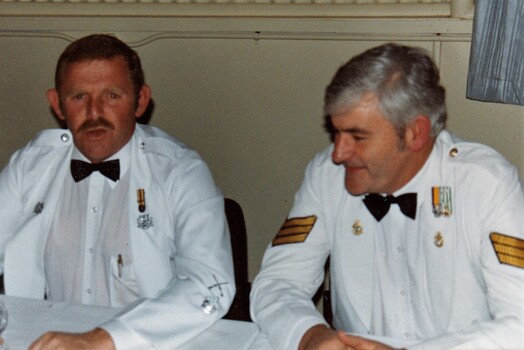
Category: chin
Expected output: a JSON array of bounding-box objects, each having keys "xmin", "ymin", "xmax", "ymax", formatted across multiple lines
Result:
[{"xmin": 345, "ymin": 183, "xmax": 368, "ymax": 197}]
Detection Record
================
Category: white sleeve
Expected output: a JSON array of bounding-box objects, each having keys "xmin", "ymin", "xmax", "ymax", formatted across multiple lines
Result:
[
  {"xmin": 0, "ymin": 148, "xmax": 28, "ymax": 274},
  {"xmin": 250, "ymin": 153, "xmax": 333, "ymax": 350},
  {"xmin": 102, "ymin": 156, "xmax": 236, "ymax": 349},
  {"xmin": 409, "ymin": 164, "xmax": 524, "ymax": 349}
]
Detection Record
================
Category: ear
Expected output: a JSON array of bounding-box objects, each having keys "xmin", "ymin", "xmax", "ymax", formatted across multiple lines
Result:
[
  {"xmin": 405, "ymin": 115, "xmax": 431, "ymax": 152},
  {"xmin": 46, "ymin": 89, "xmax": 65, "ymax": 121},
  {"xmin": 135, "ymin": 84, "xmax": 152, "ymax": 119}
]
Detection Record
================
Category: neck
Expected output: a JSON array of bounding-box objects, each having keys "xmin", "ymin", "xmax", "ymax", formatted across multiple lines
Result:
[{"xmin": 388, "ymin": 137, "xmax": 436, "ymax": 194}]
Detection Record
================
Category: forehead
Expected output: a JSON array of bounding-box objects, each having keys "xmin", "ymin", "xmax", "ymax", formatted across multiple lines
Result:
[
  {"xmin": 331, "ymin": 93, "xmax": 390, "ymax": 129},
  {"xmin": 60, "ymin": 57, "xmax": 131, "ymax": 85}
]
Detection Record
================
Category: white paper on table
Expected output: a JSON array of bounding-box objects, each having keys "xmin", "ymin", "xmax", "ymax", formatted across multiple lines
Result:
[
  {"xmin": 1, "ymin": 295, "xmax": 262, "ymax": 350},
  {"xmin": 1, "ymin": 295, "xmax": 119, "ymax": 350},
  {"xmin": 179, "ymin": 319, "xmax": 260, "ymax": 350}
]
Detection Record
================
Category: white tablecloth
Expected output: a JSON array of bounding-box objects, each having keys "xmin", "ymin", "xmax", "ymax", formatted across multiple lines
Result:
[{"xmin": 0, "ymin": 295, "xmax": 271, "ymax": 350}]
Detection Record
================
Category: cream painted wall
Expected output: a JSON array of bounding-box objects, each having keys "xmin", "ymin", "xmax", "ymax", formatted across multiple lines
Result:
[{"xmin": 1, "ymin": 16, "xmax": 523, "ymax": 283}]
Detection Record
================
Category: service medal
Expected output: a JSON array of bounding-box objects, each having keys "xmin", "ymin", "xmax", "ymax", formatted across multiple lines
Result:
[{"xmin": 432, "ymin": 186, "xmax": 452, "ymax": 217}]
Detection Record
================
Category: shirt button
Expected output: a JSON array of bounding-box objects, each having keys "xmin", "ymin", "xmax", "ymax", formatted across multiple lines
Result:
[
  {"xmin": 91, "ymin": 206, "xmax": 97, "ymax": 213},
  {"xmin": 400, "ymin": 290, "xmax": 407, "ymax": 296},
  {"xmin": 396, "ymin": 246, "xmax": 402, "ymax": 253},
  {"xmin": 403, "ymin": 332, "xmax": 410, "ymax": 338},
  {"xmin": 86, "ymin": 288, "xmax": 92, "ymax": 294},
  {"xmin": 89, "ymin": 248, "xmax": 94, "ymax": 254}
]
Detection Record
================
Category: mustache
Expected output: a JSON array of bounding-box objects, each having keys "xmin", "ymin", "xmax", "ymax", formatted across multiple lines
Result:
[{"xmin": 76, "ymin": 118, "xmax": 115, "ymax": 133}]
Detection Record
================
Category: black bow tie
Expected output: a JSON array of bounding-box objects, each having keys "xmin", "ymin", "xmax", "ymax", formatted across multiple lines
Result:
[
  {"xmin": 363, "ymin": 193, "xmax": 417, "ymax": 222},
  {"xmin": 70, "ymin": 159, "xmax": 120, "ymax": 182}
]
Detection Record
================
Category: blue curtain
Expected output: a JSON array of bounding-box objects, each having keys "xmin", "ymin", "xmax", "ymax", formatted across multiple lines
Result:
[{"xmin": 466, "ymin": 0, "xmax": 524, "ymax": 106}]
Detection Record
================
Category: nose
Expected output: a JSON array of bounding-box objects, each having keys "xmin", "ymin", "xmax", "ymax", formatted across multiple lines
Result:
[
  {"xmin": 87, "ymin": 96, "xmax": 103, "ymax": 120},
  {"xmin": 332, "ymin": 134, "xmax": 354, "ymax": 164}
]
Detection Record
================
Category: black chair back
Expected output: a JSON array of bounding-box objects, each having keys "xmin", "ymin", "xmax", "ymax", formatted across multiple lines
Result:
[{"xmin": 223, "ymin": 198, "xmax": 251, "ymax": 321}]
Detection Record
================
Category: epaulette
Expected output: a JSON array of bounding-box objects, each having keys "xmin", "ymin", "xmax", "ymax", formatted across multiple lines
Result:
[
  {"xmin": 28, "ymin": 129, "xmax": 73, "ymax": 148},
  {"xmin": 139, "ymin": 136, "xmax": 195, "ymax": 160},
  {"xmin": 445, "ymin": 141, "xmax": 512, "ymax": 178}
]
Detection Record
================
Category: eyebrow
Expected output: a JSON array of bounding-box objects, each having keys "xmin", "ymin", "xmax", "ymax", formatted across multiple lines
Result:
[{"xmin": 337, "ymin": 126, "xmax": 371, "ymax": 135}]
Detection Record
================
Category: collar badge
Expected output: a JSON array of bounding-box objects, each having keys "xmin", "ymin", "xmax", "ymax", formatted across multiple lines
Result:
[
  {"xmin": 137, "ymin": 214, "xmax": 153, "ymax": 230},
  {"xmin": 33, "ymin": 202, "xmax": 44, "ymax": 214},
  {"xmin": 434, "ymin": 232, "xmax": 444, "ymax": 248},
  {"xmin": 352, "ymin": 220, "xmax": 364, "ymax": 236}
]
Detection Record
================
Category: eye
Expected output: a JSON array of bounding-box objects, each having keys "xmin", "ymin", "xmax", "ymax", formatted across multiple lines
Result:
[
  {"xmin": 109, "ymin": 93, "xmax": 119, "ymax": 99},
  {"xmin": 73, "ymin": 93, "xmax": 84, "ymax": 100}
]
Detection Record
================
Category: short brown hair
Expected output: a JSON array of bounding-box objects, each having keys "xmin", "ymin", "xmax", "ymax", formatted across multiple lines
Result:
[{"xmin": 54, "ymin": 34, "xmax": 145, "ymax": 102}]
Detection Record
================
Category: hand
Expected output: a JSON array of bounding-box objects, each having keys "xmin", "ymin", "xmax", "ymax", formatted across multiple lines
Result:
[
  {"xmin": 29, "ymin": 328, "xmax": 115, "ymax": 350},
  {"xmin": 299, "ymin": 325, "xmax": 398, "ymax": 350},
  {"xmin": 337, "ymin": 332, "xmax": 397, "ymax": 350},
  {"xmin": 299, "ymin": 324, "xmax": 349, "ymax": 350}
]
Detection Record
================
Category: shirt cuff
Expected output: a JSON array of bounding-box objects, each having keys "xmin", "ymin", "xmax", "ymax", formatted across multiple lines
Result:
[
  {"xmin": 99, "ymin": 319, "xmax": 152, "ymax": 350},
  {"xmin": 285, "ymin": 317, "xmax": 329, "ymax": 350}
]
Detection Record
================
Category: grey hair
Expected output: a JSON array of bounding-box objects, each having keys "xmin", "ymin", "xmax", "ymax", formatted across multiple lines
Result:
[{"xmin": 324, "ymin": 43, "xmax": 447, "ymax": 139}]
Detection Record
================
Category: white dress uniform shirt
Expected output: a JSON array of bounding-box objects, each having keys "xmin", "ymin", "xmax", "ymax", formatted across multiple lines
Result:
[
  {"xmin": 0, "ymin": 124, "xmax": 235, "ymax": 349},
  {"xmin": 45, "ymin": 142, "xmax": 138, "ymax": 307},
  {"xmin": 250, "ymin": 130, "xmax": 524, "ymax": 350},
  {"xmin": 369, "ymin": 163, "xmax": 439, "ymax": 341}
]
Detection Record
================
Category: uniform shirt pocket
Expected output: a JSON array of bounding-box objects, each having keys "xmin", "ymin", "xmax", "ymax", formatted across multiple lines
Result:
[{"xmin": 109, "ymin": 254, "xmax": 140, "ymax": 307}]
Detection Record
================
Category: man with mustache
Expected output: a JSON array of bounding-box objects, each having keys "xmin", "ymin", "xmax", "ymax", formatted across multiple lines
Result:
[
  {"xmin": 0, "ymin": 34, "xmax": 234, "ymax": 349},
  {"xmin": 250, "ymin": 43, "xmax": 524, "ymax": 350}
]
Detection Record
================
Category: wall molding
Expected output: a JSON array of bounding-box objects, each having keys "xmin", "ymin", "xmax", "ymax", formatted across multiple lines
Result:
[
  {"xmin": 0, "ymin": 0, "xmax": 475, "ymax": 19},
  {"xmin": 0, "ymin": 16, "xmax": 473, "ymax": 44}
]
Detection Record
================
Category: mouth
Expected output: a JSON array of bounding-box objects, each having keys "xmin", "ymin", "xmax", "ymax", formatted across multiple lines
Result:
[
  {"xmin": 83, "ymin": 127, "xmax": 110, "ymax": 139},
  {"xmin": 345, "ymin": 164, "xmax": 366, "ymax": 174}
]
